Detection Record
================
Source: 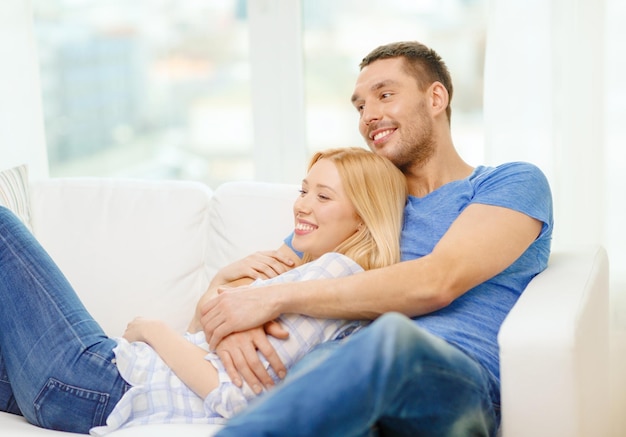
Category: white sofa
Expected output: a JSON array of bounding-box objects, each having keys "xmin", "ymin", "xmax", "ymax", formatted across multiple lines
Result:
[{"xmin": 0, "ymin": 177, "xmax": 611, "ymax": 437}]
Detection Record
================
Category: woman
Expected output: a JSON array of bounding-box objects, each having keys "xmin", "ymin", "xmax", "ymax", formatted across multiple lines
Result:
[{"xmin": 0, "ymin": 147, "xmax": 406, "ymax": 434}]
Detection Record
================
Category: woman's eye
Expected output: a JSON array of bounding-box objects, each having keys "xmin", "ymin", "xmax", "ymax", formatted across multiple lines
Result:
[
  {"xmin": 318, "ymin": 194, "xmax": 330, "ymax": 201},
  {"xmin": 298, "ymin": 189, "xmax": 307, "ymax": 196}
]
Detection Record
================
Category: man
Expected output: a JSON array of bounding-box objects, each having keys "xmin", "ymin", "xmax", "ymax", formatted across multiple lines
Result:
[{"xmin": 201, "ymin": 41, "xmax": 553, "ymax": 436}]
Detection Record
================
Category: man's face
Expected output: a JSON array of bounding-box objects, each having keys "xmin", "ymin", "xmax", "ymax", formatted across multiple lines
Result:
[{"xmin": 351, "ymin": 57, "xmax": 435, "ymax": 171}]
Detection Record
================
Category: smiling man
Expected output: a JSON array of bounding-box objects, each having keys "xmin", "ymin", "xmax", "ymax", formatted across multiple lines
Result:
[{"xmin": 205, "ymin": 41, "xmax": 554, "ymax": 437}]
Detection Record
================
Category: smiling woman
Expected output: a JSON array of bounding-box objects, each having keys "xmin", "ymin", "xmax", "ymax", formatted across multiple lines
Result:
[
  {"xmin": 294, "ymin": 147, "xmax": 406, "ymax": 269},
  {"xmin": 293, "ymin": 158, "xmax": 363, "ymax": 260},
  {"xmin": 0, "ymin": 146, "xmax": 407, "ymax": 434}
]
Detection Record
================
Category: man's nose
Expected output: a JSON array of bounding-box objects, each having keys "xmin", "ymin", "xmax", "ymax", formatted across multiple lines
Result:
[{"xmin": 362, "ymin": 101, "xmax": 381, "ymax": 125}]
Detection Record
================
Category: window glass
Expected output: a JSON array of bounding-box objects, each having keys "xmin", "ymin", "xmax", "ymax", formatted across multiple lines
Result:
[
  {"xmin": 302, "ymin": 0, "xmax": 488, "ymax": 165},
  {"xmin": 32, "ymin": 0, "xmax": 252, "ymax": 188},
  {"xmin": 32, "ymin": 0, "xmax": 488, "ymax": 186}
]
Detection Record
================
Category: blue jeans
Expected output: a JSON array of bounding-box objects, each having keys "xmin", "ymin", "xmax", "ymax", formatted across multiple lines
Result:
[
  {"xmin": 217, "ymin": 312, "xmax": 498, "ymax": 437},
  {"xmin": 0, "ymin": 207, "xmax": 129, "ymax": 433}
]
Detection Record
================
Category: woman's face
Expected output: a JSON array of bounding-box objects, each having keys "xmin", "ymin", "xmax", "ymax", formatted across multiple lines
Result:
[{"xmin": 292, "ymin": 158, "xmax": 361, "ymax": 259}]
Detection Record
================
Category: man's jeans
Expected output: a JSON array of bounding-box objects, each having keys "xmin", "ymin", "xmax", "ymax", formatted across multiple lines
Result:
[
  {"xmin": 217, "ymin": 312, "xmax": 498, "ymax": 437},
  {"xmin": 0, "ymin": 206, "xmax": 128, "ymax": 433}
]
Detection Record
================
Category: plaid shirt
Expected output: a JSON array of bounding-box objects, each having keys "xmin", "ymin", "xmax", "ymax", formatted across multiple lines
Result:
[{"xmin": 90, "ymin": 252, "xmax": 366, "ymax": 436}]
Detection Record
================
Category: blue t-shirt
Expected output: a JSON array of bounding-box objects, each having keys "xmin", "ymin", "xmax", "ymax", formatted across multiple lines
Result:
[
  {"xmin": 400, "ymin": 162, "xmax": 553, "ymax": 390},
  {"xmin": 285, "ymin": 161, "xmax": 553, "ymax": 397}
]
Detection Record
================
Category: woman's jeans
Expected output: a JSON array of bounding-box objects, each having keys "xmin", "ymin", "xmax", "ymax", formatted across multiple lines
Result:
[
  {"xmin": 0, "ymin": 206, "xmax": 128, "ymax": 433},
  {"xmin": 217, "ymin": 312, "xmax": 499, "ymax": 437}
]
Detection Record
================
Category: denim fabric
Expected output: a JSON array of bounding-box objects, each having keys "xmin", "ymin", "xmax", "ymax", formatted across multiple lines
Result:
[
  {"xmin": 217, "ymin": 312, "xmax": 498, "ymax": 437},
  {"xmin": 0, "ymin": 206, "xmax": 129, "ymax": 433}
]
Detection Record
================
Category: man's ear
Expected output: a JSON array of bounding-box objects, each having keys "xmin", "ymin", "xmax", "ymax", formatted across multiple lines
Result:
[{"xmin": 429, "ymin": 81, "xmax": 449, "ymax": 117}]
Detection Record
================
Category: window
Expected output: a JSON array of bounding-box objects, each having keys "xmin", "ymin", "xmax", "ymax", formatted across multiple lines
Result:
[
  {"xmin": 33, "ymin": 0, "xmax": 252, "ymax": 188},
  {"xmin": 32, "ymin": 0, "xmax": 488, "ymax": 186}
]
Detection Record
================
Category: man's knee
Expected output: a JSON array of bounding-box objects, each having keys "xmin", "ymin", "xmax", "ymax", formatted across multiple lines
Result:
[
  {"xmin": 369, "ymin": 312, "xmax": 413, "ymax": 335},
  {"xmin": 366, "ymin": 312, "xmax": 428, "ymax": 350}
]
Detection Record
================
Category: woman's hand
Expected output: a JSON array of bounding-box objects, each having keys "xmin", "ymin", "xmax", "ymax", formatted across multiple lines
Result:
[
  {"xmin": 123, "ymin": 317, "xmax": 165, "ymax": 344},
  {"xmin": 210, "ymin": 250, "xmax": 297, "ymax": 288}
]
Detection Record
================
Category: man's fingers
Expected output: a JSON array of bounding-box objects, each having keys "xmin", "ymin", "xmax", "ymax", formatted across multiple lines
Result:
[
  {"xmin": 239, "ymin": 346, "xmax": 274, "ymax": 392},
  {"xmin": 208, "ymin": 326, "xmax": 227, "ymax": 351},
  {"xmin": 216, "ymin": 342, "xmax": 269, "ymax": 394},
  {"xmin": 264, "ymin": 320, "xmax": 289, "ymax": 339},
  {"xmin": 211, "ymin": 325, "xmax": 284, "ymax": 393},
  {"xmin": 203, "ymin": 314, "xmax": 227, "ymax": 349},
  {"xmin": 256, "ymin": 338, "xmax": 286, "ymax": 380},
  {"xmin": 216, "ymin": 349, "xmax": 242, "ymax": 388}
]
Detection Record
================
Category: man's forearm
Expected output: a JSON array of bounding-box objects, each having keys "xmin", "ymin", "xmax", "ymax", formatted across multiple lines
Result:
[{"xmin": 276, "ymin": 205, "xmax": 543, "ymax": 320}]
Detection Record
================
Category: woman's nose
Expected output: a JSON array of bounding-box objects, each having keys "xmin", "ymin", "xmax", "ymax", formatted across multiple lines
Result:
[{"xmin": 294, "ymin": 195, "xmax": 311, "ymax": 214}]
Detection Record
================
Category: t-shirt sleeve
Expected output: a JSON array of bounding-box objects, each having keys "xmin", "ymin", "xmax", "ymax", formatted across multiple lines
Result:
[
  {"xmin": 471, "ymin": 162, "xmax": 553, "ymax": 237},
  {"xmin": 284, "ymin": 232, "xmax": 304, "ymax": 259}
]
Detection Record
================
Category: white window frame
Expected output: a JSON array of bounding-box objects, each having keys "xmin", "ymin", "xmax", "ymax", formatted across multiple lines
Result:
[{"xmin": 248, "ymin": 0, "xmax": 307, "ymax": 183}]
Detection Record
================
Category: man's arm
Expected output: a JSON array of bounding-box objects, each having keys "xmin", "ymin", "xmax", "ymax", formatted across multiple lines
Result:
[{"xmin": 201, "ymin": 203, "xmax": 543, "ymax": 348}]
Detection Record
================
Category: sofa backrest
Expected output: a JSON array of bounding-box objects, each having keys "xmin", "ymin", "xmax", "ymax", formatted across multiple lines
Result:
[
  {"xmin": 204, "ymin": 181, "xmax": 299, "ymax": 280},
  {"xmin": 30, "ymin": 178, "xmax": 214, "ymax": 336}
]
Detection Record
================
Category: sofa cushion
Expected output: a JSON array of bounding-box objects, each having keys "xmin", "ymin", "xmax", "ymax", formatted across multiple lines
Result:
[
  {"xmin": 205, "ymin": 181, "xmax": 299, "ymax": 278},
  {"xmin": 30, "ymin": 178, "xmax": 214, "ymax": 337}
]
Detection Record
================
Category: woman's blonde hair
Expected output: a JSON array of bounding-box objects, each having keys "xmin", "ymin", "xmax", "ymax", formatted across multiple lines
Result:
[{"xmin": 301, "ymin": 147, "xmax": 407, "ymax": 270}]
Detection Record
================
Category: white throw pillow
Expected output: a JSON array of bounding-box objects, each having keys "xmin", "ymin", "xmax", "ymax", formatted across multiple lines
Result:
[{"xmin": 0, "ymin": 164, "xmax": 32, "ymax": 231}]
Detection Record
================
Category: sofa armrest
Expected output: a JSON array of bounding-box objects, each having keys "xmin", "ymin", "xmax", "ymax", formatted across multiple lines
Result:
[
  {"xmin": 498, "ymin": 245, "xmax": 610, "ymax": 437},
  {"xmin": 29, "ymin": 178, "xmax": 214, "ymax": 337}
]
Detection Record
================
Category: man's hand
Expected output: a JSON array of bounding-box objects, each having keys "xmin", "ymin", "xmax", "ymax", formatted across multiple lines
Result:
[
  {"xmin": 201, "ymin": 283, "xmax": 281, "ymax": 349},
  {"xmin": 189, "ymin": 246, "xmax": 298, "ymax": 333},
  {"xmin": 214, "ymin": 322, "xmax": 288, "ymax": 393}
]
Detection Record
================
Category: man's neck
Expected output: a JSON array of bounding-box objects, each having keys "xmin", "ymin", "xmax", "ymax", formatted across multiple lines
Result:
[{"xmin": 405, "ymin": 149, "xmax": 474, "ymax": 198}]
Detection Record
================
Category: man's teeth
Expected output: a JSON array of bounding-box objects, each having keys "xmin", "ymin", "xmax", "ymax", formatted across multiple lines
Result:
[
  {"xmin": 374, "ymin": 129, "xmax": 393, "ymax": 141},
  {"xmin": 296, "ymin": 223, "xmax": 316, "ymax": 231}
]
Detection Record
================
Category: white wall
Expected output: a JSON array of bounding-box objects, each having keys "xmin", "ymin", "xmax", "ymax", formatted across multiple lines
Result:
[
  {"xmin": 0, "ymin": 0, "xmax": 48, "ymax": 179},
  {"xmin": 484, "ymin": 0, "xmax": 626, "ymax": 294},
  {"xmin": 484, "ymin": 0, "xmax": 605, "ymax": 249}
]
